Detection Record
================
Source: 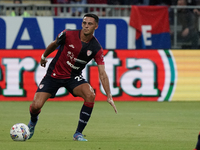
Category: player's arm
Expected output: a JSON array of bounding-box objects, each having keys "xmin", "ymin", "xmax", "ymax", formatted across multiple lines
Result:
[
  {"xmin": 40, "ymin": 29, "xmax": 66, "ymax": 67},
  {"xmin": 40, "ymin": 37, "xmax": 60, "ymax": 67},
  {"xmin": 97, "ymin": 64, "xmax": 118, "ymax": 114}
]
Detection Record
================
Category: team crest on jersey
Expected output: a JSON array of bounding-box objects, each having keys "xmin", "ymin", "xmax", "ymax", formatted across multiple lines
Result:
[
  {"xmin": 39, "ymin": 84, "xmax": 44, "ymax": 89},
  {"xmin": 87, "ymin": 50, "xmax": 92, "ymax": 56}
]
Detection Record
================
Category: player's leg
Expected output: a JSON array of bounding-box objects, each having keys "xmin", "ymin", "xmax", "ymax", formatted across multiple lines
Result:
[
  {"xmin": 28, "ymin": 75, "xmax": 60, "ymax": 139},
  {"xmin": 72, "ymin": 83, "xmax": 95, "ymax": 141},
  {"xmin": 28, "ymin": 92, "xmax": 51, "ymax": 139},
  {"xmin": 194, "ymin": 132, "xmax": 200, "ymax": 150}
]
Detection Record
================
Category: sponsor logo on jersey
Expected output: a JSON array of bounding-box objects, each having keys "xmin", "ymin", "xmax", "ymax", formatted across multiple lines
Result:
[
  {"xmin": 74, "ymin": 58, "xmax": 87, "ymax": 64},
  {"xmin": 66, "ymin": 61, "xmax": 80, "ymax": 70},
  {"xmin": 67, "ymin": 51, "xmax": 87, "ymax": 64}
]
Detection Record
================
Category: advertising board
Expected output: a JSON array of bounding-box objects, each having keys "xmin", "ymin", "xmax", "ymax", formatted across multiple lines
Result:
[
  {"xmin": 0, "ymin": 16, "xmax": 170, "ymax": 49},
  {"xmin": 0, "ymin": 17, "xmax": 135, "ymax": 49},
  {"xmin": 0, "ymin": 49, "xmax": 177, "ymax": 101},
  {"xmin": 170, "ymin": 50, "xmax": 200, "ymax": 101}
]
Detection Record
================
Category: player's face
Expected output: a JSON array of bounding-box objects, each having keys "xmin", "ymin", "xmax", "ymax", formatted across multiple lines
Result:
[
  {"xmin": 177, "ymin": 0, "xmax": 187, "ymax": 6},
  {"xmin": 82, "ymin": 17, "xmax": 98, "ymax": 35}
]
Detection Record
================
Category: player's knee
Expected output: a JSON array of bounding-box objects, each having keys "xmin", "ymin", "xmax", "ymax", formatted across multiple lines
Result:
[
  {"xmin": 32, "ymin": 92, "xmax": 48, "ymax": 111},
  {"xmin": 85, "ymin": 92, "xmax": 95, "ymax": 102},
  {"xmin": 31, "ymin": 100, "xmax": 43, "ymax": 112},
  {"xmin": 31, "ymin": 103, "xmax": 41, "ymax": 112}
]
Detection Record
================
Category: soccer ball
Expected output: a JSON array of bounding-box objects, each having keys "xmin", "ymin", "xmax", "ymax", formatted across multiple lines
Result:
[{"xmin": 10, "ymin": 123, "xmax": 30, "ymax": 141}]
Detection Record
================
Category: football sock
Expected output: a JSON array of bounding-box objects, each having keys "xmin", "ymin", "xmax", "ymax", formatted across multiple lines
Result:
[
  {"xmin": 75, "ymin": 102, "xmax": 94, "ymax": 134},
  {"xmin": 195, "ymin": 132, "xmax": 200, "ymax": 150},
  {"xmin": 29, "ymin": 104, "xmax": 41, "ymax": 123}
]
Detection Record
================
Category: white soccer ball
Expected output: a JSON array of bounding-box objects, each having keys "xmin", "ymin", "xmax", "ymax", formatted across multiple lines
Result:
[{"xmin": 10, "ymin": 123, "xmax": 30, "ymax": 141}]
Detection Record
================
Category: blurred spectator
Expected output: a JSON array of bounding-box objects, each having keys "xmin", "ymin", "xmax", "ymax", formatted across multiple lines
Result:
[
  {"xmin": 51, "ymin": 0, "xmax": 70, "ymax": 4},
  {"xmin": 193, "ymin": 0, "xmax": 200, "ymax": 15},
  {"xmin": 87, "ymin": 0, "xmax": 107, "ymax": 16},
  {"xmin": 123, "ymin": 0, "xmax": 143, "ymax": 5},
  {"xmin": 70, "ymin": 0, "xmax": 87, "ymax": 16},
  {"xmin": 122, "ymin": 0, "xmax": 172, "ymax": 5},
  {"xmin": 0, "ymin": 5, "xmax": 3, "ymax": 16},
  {"xmin": 11, "ymin": 0, "xmax": 30, "ymax": 17},
  {"xmin": 186, "ymin": 0, "xmax": 197, "ymax": 12},
  {"xmin": 142, "ymin": 0, "xmax": 150, "ymax": 5},
  {"xmin": 149, "ymin": 0, "xmax": 172, "ymax": 5},
  {"xmin": 107, "ymin": 0, "xmax": 122, "ymax": 5},
  {"xmin": 51, "ymin": 0, "xmax": 70, "ymax": 16},
  {"xmin": 88, "ymin": 0, "xmax": 107, "ymax": 3},
  {"xmin": 57, "ymin": 0, "xmax": 70, "ymax": 3},
  {"xmin": 186, "ymin": 0, "xmax": 196, "ymax": 5},
  {"xmin": 171, "ymin": 0, "xmax": 199, "ymax": 48}
]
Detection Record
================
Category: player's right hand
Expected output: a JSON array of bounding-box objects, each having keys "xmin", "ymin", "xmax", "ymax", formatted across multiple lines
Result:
[{"xmin": 40, "ymin": 59, "xmax": 48, "ymax": 67}]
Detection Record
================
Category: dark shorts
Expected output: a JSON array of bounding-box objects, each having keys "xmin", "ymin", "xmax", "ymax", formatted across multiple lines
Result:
[{"xmin": 36, "ymin": 75, "xmax": 88, "ymax": 98}]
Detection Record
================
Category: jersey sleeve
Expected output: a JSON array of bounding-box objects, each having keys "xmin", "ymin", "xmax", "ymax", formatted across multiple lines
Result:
[
  {"xmin": 94, "ymin": 48, "xmax": 105, "ymax": 65},
  {"xmin": 56, "ymin": 29, "xmax": 67, "ymax": 45}
]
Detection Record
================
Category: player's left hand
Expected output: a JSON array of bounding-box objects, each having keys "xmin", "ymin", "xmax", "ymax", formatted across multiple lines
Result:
[{"xmin": 107, "ymin": 97, "xmax": 118, "ymax": 114}]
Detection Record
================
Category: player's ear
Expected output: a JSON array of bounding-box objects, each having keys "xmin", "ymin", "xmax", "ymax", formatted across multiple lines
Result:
[
  {"xmin": 81, "ymin": 22, "xmax": 84, "ymax": 28},
  {"xmin": 95, "ymin": 24, "xmax": 98, "ymax": 30}
]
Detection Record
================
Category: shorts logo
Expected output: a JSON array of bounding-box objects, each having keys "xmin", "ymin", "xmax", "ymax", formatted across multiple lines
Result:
[
  {"xmin": 87, "ymin": 50, "xmax": 92, "ymax": 56},
  {"xmin": 39, "ymin": 84, "xmax": 44, "ymax": 89}
]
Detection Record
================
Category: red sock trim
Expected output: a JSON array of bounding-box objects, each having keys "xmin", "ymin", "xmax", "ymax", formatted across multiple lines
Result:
[
  {"xmin": 84, "ymin": 102, "xmax": 94, "ymax": 108},
  {"xmin": 29, "ymin": 104, "xmax": 41, "ymax": 114}
]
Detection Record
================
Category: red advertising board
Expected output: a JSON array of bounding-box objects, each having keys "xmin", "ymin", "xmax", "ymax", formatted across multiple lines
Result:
[{"xmin": 0, "ymin": 49, "xmax": 176, "ymax": 101}]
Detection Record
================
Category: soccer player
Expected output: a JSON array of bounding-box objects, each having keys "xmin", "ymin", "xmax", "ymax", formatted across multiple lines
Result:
[
  {"xmin": 194, "ymin": 132, "xmax": 200, "ymax": 150},
  {"xmin": 27, "ymin": 13, "xmax": 117, "ymax": 141}
]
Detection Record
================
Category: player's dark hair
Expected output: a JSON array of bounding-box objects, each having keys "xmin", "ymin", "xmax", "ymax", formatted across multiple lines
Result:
[{"xmin": 83, "ymin": 13, "xmax": 99, "ymax": 24}]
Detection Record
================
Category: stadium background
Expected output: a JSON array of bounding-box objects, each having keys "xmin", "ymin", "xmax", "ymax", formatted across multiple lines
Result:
[{"xmin": 0, "ymin": 2, "xmax": 200, "ymax": 101}]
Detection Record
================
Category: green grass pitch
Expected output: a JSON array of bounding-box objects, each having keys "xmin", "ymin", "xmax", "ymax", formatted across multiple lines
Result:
[{"xmin": 0, "ymin": 101, "xmax": 200, "ymax": 150}]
